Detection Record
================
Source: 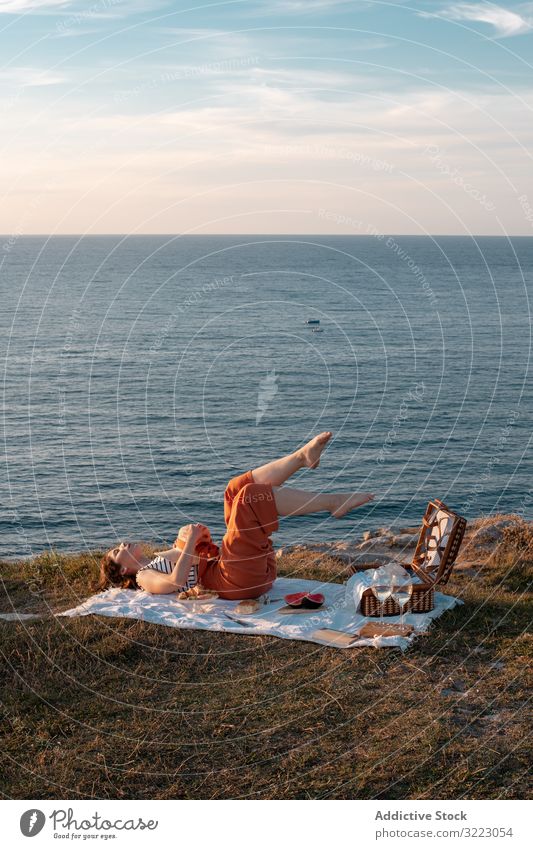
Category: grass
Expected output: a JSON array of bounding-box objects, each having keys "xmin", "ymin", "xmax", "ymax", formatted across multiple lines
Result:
[{"xmin": 0, "ymin": 532, "xmax": 531, "ymax": 800}]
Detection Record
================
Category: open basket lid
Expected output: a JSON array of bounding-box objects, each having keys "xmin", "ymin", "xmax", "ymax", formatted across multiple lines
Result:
[{"xmin": 410, "ymin": 499, "xmax": 467, "ymax": 586}]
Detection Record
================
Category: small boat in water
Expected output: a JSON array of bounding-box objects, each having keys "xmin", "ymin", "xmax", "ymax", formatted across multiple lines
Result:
[
  {"xmin": 312, "ymin": 327, "xmax": 324, "ymax": 333},
  {"xmin": 305, "ymin": 319, "xmax": 320, "ymax": 325}
]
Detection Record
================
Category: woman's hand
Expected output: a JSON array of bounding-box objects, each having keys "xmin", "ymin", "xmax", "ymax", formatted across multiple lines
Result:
[{"xmin": 174, "ymin": 523, "xmax": 209, "ymax": 548}]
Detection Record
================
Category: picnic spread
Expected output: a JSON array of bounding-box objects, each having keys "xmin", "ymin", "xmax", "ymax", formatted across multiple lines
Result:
[
  {"xmin": 0, "ymin": 499, "xmax": 463, "ymax": 648},
  {"xmin": 60, "ymin": 496, "xmax": 466, "ymax": 649},
  {"xmin": 59, "ymin": 574, "xmax": 462, "ymax": 649}
]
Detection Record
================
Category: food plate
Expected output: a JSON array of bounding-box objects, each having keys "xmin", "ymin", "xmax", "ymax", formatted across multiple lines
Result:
[
  {"xmin": 177, "ymin": 592, "xmax": 219, "ymax": 603},
  {"xmin": 284, "ymin": 592, "xmax": 325, "ymax": 609}
]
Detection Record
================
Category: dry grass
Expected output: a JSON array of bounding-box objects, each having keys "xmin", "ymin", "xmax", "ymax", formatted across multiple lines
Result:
[{"xmin": 0, "ymin": 535, "xmax": 531, "ymax": 800}]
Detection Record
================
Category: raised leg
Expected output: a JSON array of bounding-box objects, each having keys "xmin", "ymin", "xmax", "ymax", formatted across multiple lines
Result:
[
  {"xmin": 273, "ymin": 486, "xmax": 374, "ymax": 518},
  {"xmin": 251, "ymin": 431, "xmax": 333, "ymax": 487}
]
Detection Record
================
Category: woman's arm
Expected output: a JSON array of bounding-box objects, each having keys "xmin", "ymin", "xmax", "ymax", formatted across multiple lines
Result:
[
  {"xmin": 135, "ymin": 569, "xmax": 181, "ymax": 595},
  {"xmin": 169, "ymin": 535, "xmax": 198, "ymax": 588},
  {"xmin": 136, "ymin": 524, "xmax": 206, "ymax": 595},
  {"xmin": 136, "ymin": 547, "xmax": 197, "ymax": 595}
]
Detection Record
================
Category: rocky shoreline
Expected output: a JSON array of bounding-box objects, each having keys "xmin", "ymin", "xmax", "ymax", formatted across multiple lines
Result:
[{"xmin": 276, "ymin": 513, "xmax": 531, "ymax": 575}]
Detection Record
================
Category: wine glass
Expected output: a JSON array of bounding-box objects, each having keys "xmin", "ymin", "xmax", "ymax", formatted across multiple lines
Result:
[
  {"xmin": 392, "ymin": 582, "xmax": 413, "ymax": 633},
  {"xmin": 372, "ymin": 584, "xmax": 391, "ymax": 627}
]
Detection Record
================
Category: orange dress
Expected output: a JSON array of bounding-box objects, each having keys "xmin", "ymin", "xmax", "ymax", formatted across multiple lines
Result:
[{"xmin": 198, "ymin": 471, "xmax": 279, "ymax": 600}]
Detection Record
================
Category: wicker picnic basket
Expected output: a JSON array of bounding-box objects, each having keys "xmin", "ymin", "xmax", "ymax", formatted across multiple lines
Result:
[{"xmin": 358, "ymin": 499, "xmax": 467, "ymax": 617}]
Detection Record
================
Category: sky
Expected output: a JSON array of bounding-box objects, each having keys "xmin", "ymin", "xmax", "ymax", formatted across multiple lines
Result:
[{"xmin": 1, "ymin": 0, "xmax": 532, "ymax": 235}]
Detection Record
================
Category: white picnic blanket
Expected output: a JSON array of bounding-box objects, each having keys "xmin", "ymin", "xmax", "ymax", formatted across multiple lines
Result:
[{"xmin": 59, "ymin": 575, "xmax": 461, "ymax": 649}]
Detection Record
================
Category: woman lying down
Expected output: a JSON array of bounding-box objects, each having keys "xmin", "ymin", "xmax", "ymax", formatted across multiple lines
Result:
[{"xmin": 99, "ymin": 432, "xmax": 374, "ymax": 601}]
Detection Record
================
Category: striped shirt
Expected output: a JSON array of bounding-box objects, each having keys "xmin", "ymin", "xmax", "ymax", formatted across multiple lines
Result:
[{"xmin": 136, "ymin": 556, "xmax": 198, "ymax": 591}]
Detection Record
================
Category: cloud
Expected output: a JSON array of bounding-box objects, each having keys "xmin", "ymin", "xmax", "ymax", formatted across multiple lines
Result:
[
  {"xmin": 419, "ymin": 2, "xmax": 533, "ymax": 37},
  {"xmin": 151, "ymin": 27, "xmax": 232, "ymax": 38},
  {"xmin": 0, "ymin": 66, "xmax": 66, "ymax": 85},
  {"xmin": 3, "ymin": 80, "xmax": 533, "ymax": 235},
  {"xmin": 276, "ymin": 0, "xmax": 357, "ymax": 7},
  {"xmin": 0, "ymin": 0, "xmax": 71, "ymax": 12},
  {"xmin": 237, "ymin": 66, "xmax": 370, "ymax": 89},
  {"xmin": 62, "ymin": 82, "xmax": 533, "ymax": 152},
  {"xmin": 0, "ymin": 0, "xmax": 153, "ymax": 16},
  {"xmin": 244, "ymin": 0, "xmax": 371, "ymax": 14},
  {"xmin": 262, "ymin": 0, "xmax": 367, "ymax": 9}
]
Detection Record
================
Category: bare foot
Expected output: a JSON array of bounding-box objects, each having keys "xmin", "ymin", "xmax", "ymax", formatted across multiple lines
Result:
[
  {"xmin": 331, "ymin": 492, "xmax": 374, "ymax": 518},
  {"xmin": 299, "ymin": 431, "xmax": 333, "ymax": 469}
]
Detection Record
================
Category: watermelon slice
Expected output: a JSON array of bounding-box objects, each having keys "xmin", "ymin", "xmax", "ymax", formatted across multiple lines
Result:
[{"xmin": 284, "ymin": 592, "xmax": 325, "ymax": 609}]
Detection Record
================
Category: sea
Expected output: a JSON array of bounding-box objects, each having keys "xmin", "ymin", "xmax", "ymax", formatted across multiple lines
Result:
[{"xmin": 1, "ymin": 235, "xmax": 531, "ymax": 559}]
